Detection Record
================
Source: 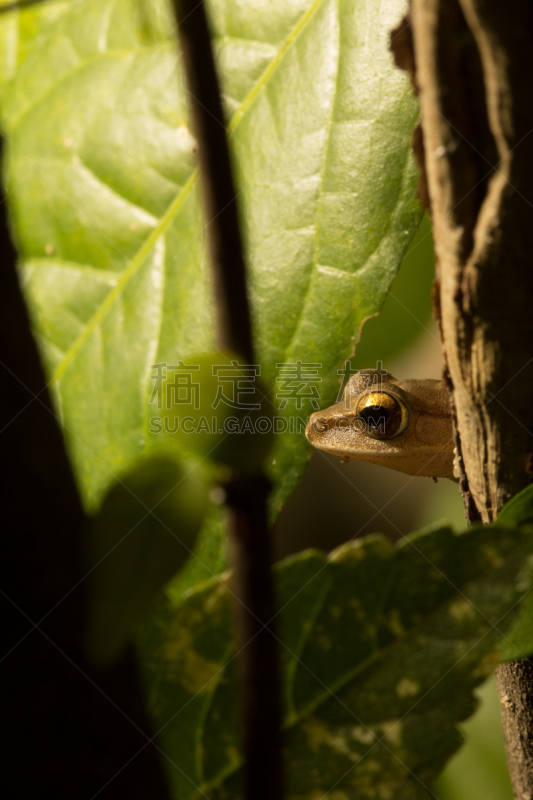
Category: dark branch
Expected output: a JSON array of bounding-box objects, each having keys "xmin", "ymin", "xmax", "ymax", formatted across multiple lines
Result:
[
  {"xmin": 0, "ymin": 0, "xmax": 51, "ymax": 16},
  {"xmin": 0, "ymin": 137, "xmax": 172, "ymax": 798},
  {"xmin": 225, "ymin": 475, "xmax": 284, "ymax": 800},
  {"xmin": 173, "ymin": 0, "xmax": 254, "ymax": 364},
  {"xmin": 170, "ymin": 2, "xmax": 283, "ymax": 799}
]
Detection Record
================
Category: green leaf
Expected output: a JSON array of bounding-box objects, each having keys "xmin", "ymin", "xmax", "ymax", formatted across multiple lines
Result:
[
  {"xmin": 498, "ymin": 483, "xmax": 533, "ymax": 527},
  {"xmin": 0, "ymin": 0, "xmax": 70, "ymax": 91},
  {"xmin": 351, "ymin": 213, "xmax": 435, "ymax": 369},
  {"xmin": 495, "ymin": 486, "xmax": 533, "ymax": 661},
  {"xmin": 84, "ymin": 451, "xmax": 208, "ymax": 667},
  {"xmin": 137, "ymin": 523, "xmax": 533, "ymax": 799},
  {"xmin": 159, "ymin": 351, "xmax": 275, "ymax": 472},
  {"xmin": 1, "ymin": 0, "xmax": 420, "ymax": 585}
]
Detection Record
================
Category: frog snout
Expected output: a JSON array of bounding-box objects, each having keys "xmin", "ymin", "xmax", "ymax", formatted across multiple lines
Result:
[{"xmin": 306, "ymin": 411, "xmax": 357, "ymax": 444}]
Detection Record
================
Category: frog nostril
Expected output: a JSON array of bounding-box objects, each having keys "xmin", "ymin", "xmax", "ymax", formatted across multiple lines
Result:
[{"xmin": 313, "ymin": 418, "xmax": 329, "ymax": 433}]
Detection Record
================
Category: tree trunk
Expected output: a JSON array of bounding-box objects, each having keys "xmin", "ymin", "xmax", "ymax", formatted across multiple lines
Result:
[{"xmin": 392, "ymin": 1, "xmax": 533, "ymax": 795}]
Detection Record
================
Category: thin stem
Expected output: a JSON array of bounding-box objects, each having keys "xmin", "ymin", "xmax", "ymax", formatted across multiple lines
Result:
[
  {"xmin": 173, "ymin": 0, "xmax": 254, "ymax": 364},
  {"xmin": 225, "ymin": 475, "xmax": 284, "ymax": 800},
  {"xmin": 0, "ymin": 0, "xmax": 51, "ymax": 16},
  {"xmin": 171, "ymin": 2, "xmax": 283, "ymax": 799}
]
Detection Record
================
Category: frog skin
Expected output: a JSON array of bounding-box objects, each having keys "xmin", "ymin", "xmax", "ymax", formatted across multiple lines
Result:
[{"xmin": 305, "ymin": 369, "xmax": 455, "ymax": 479}]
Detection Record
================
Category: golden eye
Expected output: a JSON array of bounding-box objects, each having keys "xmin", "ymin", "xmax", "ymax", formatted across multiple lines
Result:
[{"xmin": 355, "ymin": 391, "xmax": 408, "ymax": 439}]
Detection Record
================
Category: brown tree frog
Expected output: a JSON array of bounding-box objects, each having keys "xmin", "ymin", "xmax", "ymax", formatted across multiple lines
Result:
[{"xmin": 305, "ymin": 369, "xmax": 455, "ymax": 479}]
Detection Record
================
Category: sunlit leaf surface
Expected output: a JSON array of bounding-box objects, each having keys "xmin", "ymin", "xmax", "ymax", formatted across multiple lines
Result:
[{"xmin": 1, "ymin": 0, "xmax": 420, "ymax": 586}]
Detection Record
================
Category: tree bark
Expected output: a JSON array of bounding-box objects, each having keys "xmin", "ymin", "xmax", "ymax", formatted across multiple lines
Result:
[
  {"xmin": 496, "ymin": 662, "xmax": 533, "ymax": 800},
  {"xmin": 392, "ymin": 1, "xmax": 533, "ymax": 795}
]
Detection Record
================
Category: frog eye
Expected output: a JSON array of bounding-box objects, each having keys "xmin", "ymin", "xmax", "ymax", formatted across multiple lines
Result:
[{"xmin": 355, "ymin": 391, "xmax": 408, "ymax": 439}]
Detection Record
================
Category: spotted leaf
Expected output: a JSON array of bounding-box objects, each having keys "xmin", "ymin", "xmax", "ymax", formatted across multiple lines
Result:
[{"xmin": 138, "ymin": 522, "xmax": 533, "ymax": 799}]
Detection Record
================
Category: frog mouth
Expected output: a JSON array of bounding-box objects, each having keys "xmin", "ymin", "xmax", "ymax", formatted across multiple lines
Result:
[{"xmin": 307, "ymin": 436, "xmax": 455, "ymax": 478}]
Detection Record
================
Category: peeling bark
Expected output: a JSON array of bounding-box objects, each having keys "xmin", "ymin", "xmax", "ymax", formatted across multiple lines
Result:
[
  {"xmin": 392, "ymin": 1, "xmax": 533, "ymax": 794},
  {"xmin": 497, "ymin": 661, "xmax": 533, "ymax": 800}
]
